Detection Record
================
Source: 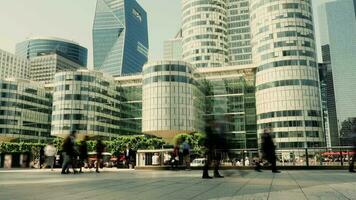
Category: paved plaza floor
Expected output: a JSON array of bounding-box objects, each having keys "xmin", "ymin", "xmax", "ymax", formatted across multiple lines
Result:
[{"xmin": 0, "ymin": 169, "xmax": 355, "ymax": 200}]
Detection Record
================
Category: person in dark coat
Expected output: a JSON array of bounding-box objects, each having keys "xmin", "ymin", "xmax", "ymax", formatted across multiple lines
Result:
[
  {"xmin": 96, "ymin": 139, "xmax": 105, "ymax": 173},
  {"xmin": 202, "ymin": 118, "xmax": 225, "ymax": 179},
  {"xmin": 124, "ymin": 144, "xmax": 133, "ymax": 168},
  {"xmin": 39, "ymin": 146, "xmax": 45, "ymax": 169},
  {"xmin": 61, "ymin": 131, "xmax": 77, "ymax": 174},
  {"xmin": 261, "ymin": 128, "xmax": 280, "ymax": 173},
  {"xmin": 79, "ymin": 136, "xmax": 89, "ymax": 173}
]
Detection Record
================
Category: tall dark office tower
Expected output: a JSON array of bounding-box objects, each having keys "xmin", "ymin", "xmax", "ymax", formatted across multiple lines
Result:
[
  {"xmin": 93, "ymin": 0, "xmax": 148, "ymax": 76},
  {"xmin": 319, "ymin": 0, "xmax": 356, "ymax": 144}
]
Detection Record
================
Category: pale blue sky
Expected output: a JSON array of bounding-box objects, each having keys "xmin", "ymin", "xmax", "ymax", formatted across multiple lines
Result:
[{"xmin": 0, "ymin": 0, "xmax": 324, "ymax": 68}]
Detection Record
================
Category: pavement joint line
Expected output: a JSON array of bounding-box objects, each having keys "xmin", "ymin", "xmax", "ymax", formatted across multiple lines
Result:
[
  {"xmin": 230, "ymin": 171, "xmax": 262, "ymax": 198},
  {"xmin": 266, "ymin": 172, "xmax": 275, "ymax": 200},
  {"xmin": 287, "ymin": 171, "xmax": 310, "ymax": 200}
]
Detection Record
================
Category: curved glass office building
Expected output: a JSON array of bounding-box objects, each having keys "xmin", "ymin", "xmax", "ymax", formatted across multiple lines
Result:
[
  {"xmin": 15, "ymin": 37, "xmax": 88, "ymax": 67},
  {"xmin": 251, "ymin": 0, "xmax": 324, "ymax": 148},
  {"xmin": 182, "ymin": 0, "xmax": 228, "ymax": 68},
  {"xmin": 0, "ymin": 78, "xmax": 52, "ymax": 142},
  {"xmin": 51, "ymin": 70, "xmax": 121, "ymax": 139},
  {"xmin": 142, "ymin": 61, "xmax": 204, "ymax": 140}
]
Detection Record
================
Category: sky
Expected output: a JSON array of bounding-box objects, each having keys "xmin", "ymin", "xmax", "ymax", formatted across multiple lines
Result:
[{"xmin": 0, "ymin": 0, "xmax": 325, "ymax": 68}]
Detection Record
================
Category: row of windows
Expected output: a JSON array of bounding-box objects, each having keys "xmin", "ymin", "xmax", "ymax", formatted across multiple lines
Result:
[
  {"xmin": 143, "ymin": 75, "xmax": 194, "ymax": 85},
  {"xmin": 271, "ymin": 131, "xmax": 319, "ymax": 138},
  {"xmin": 277, "ymin": 142, "xmax": 321, "ymax": 149},
  {"xmin": 256, "ymin": 79, "xmax": 318, "ymax": 91},
  {"xmin": 257, "ymin": 59, "xmax": 316, "ymax": 72},
  {"xmin": 52, "ymin": 124, "xmax": 121, "ymax": 134},
  {"xmin": 55, "ymin": 74, "xmax": 111, "ymax": 87},
  {"xmin": 1, "ymin": 92, "xmax": 52, "ymax": 106},
  {"xmin": 54, "ymin": 94, "xmax": 118, "ymax": 105},
  {"xmin": 258, "ymin": 120, "xmax": 321, "ymax": 129},
  {"xmin": 0, "ymin": 101, "xmax": 51, "ymax": 114},
  {"xmin": 258, "ymin": 110, "xmax": 321, "ymax": 120},
  {"xmin": 0, "ymin": 119, "xmax": 50, "ymax": 129},
  {"xmin": 0, "ymin": 128, "xmax": 50, "ymax": 137},
  {"xmin": 144, "ymin": 64, "xmax": 191, "ymax": 74}
]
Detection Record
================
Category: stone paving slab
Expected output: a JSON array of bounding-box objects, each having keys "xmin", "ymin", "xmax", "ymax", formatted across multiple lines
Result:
[{"xmin": 0, "ymin": 169, "xmax": 355, "ymax": 200}]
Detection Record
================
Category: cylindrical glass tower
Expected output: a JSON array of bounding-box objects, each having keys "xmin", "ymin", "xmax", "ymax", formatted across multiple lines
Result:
[
  {"xmin": 142, "ymin": 61, "xmax": 204, "ymax": 140},
  {"xmin": 251, "ymin": 0, "xmax": 324, "ymax": 149},
  {"xmin": 182, "ymin": 0, "xmax": 228, "ymax": 68}
]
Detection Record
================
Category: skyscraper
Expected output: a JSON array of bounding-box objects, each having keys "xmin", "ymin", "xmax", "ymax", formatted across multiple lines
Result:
[
  {"xmin": 250, "ymin": 0, "xmax": 324, "ymax": 148},
  {"xmin": 227, "ymin": 0, "xmax": 252, "ymax": 65},
  {"xmin": 319, "ymin": 0, "xmax": 356, "ymax": 130},
  {"xmin": 93, "ymin": 0, "xmax": 148, "ymax": 76},
  {"xmin": 16, "ymin": 37, "xmax": 88, "ymax": 67},
  {"xmin": 163, "ymin": 30, "xmax": 183, "ymax": 60},
  {"xmin": 182, "ymin": 0, "xmax": 229, "ymax": 68}
]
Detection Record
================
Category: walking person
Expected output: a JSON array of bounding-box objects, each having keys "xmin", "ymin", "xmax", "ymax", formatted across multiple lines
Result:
[
  {"xmin": 43, "ymin": 142, "xmax": 57, "ymax": 171},
  {"xmin": 202, "ymin": 118, "xmax": 224, "ymax": 179},
  {"xmin": 170, "ymin": 142, "xmax": 180, "ymax": 170},
  {"xmin": 182, "ymin": 139, "xmax": 191, "ymax": 170},
  {"xmin": 79, "ymin": 136, "xmax": 89, "ymax": 173},
  {"xmin": 349, "ymin": 118, "xmax": 356, "ymax": 173},
  {"xmin": 124, "ymin": 144, "xmax": 133, "ymax": 168},
  {"xmin": 61, "ymin": 131, "xmax": 78, "ymax": 174},
  {"xmin": 96, "ymin": 139, "xmax": 105, "ymax": 173},
  {"xmin": 261, "ymin": 128, "xmax": 280, "ymax": 173},
  {"xmin": 39, "ymin": 146, "xmax": 45, "ymax": 169}
]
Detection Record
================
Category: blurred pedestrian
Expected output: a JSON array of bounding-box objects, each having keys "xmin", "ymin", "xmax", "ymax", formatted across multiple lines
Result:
[
  {"xmin": 61, "ymin": 131, "xmax": 78, "ymax": 174},
  {"xmin": 182, "ymin": 139, "xmax": 191, "ymax": 170},
  {"xmin": 124, "ymin": 144, "xmax": 133, "ymax": 168},
  {"xmin": 202, "ymin": 118, "xmax": 224, "ymax": 179},
  {"xmin": 261, "ymin": 128, "xmax": 280, "ymax": 173},
  {"xmin": 170, "ymin": 142, "xmax": 179, "ymax": 170},
  {"xmin": 43, "ymin": 142, "xmax": 57, "ymax": 171},
  {"xmin": 349, "ymin": 118, "xmax": 356, "ymax": 173},
  {"xmin": 96, "ymin": 139, "xmax": 105, "ymax": 173},
  {"xmin": 39, "ymin": 146, "xmax": 45, "ymax": 169},
  {"xmin": 79, "ymin": 136, "xmax": 89, "ymax": 173}
]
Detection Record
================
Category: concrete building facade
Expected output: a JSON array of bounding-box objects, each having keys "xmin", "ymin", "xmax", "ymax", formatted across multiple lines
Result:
[
  {"xmin": 0, "ymin": 49, "xmax": 30, "ymax": 80},
  {"xmin": 30, "ymin": 54, "xmax": 85, "ymax": 84}
]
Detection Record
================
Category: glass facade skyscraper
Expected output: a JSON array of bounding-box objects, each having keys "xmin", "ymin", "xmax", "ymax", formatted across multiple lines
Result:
[
  {"xmin": 93, "ymin": 0, "xmax": 148, "ymax": 76},
  {"xmin": 251, "ymin": 0, "xmax": 324, "ymax": 148},
  {"xmin": 15, "ymin": 37, "xmax": 88, "ymax": 67},
  {"xmin": 319, "ymin": 0, "xmax": 356, "ymax": 127}
]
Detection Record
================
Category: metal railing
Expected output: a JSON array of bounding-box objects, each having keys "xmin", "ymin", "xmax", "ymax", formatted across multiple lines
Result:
[{"xmin": 136, "ymin": 146, "xmax": 355, "ymax": 168}]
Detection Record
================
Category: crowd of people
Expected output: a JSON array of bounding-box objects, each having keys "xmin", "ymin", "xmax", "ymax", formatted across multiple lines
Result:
[{"xmin": 36, "ymin": 118, "xmax": 356, "ymax": 176}]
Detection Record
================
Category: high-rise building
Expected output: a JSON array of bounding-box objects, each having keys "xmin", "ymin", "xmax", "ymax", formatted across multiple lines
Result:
[
  {"xmin": 319, "ymin": 0, "xmax": 356, "ymax": 131},
  {"xmin": 0, "ymin": 49, "xmax": 30, "ymax": 80},
  {"xmin": 319, "ymin": 45, "xmax": 339, "ymax": 147},
  {"xmin": 93, "ymin": 0, "xmax": 148, "ymax": 76},
  {"xmin": 182, "ymin": 0, "xmax": 229, "ymax": 68},
  {"xmin": 251, "ymin": 0, "xmax": 324, "ymax": 148},
  {"xmin": 29, "ymin": 53, "xmax": 85, "ymax": 84},
  {"xmin": 163, "ymin": 30, "xmax": 183, "ymax": 60},
  {"xmin": 16, "ymin": 37, "xmax": 88, "ymax": 67},
  {"xmin": 227, "ymin": 0, "xmax": 252, "ymax": 65},
  {"xmin": 0, "ymin": 78, "xmax": 52, "ymax": 142}
]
